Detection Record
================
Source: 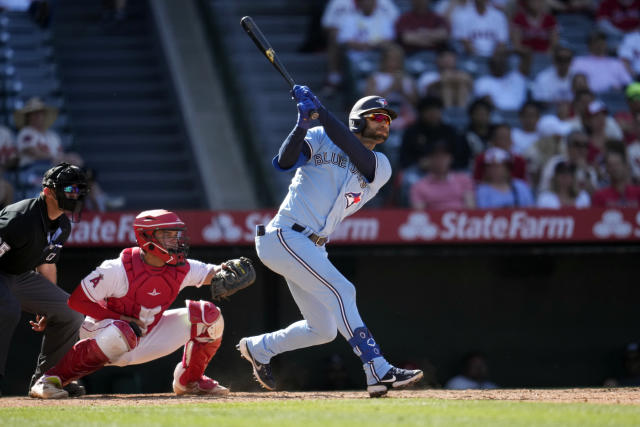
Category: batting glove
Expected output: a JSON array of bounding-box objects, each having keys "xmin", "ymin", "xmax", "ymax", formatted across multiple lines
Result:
[{"xmin": 297, "ymin": 97, "xmax": 316, "ymax": 129}]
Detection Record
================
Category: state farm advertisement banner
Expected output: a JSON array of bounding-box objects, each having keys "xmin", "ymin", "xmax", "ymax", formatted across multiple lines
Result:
[{"xmin": 66, "ymin": 208, "xmax": 640, "ymax": 247}]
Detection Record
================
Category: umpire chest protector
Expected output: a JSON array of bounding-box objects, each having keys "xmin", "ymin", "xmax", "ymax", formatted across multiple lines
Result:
[{"xmin": 106, "ymin": 247, "xmax": 189, "ymax": 333}]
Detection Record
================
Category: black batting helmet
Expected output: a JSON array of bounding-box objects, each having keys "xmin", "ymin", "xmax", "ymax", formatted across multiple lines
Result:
[
  {"xmin": 42, "ymin": 162, "xmax": 89, "ymax": 221},
  {"xmin": 348, "ymin": 96, "xmax": 398, "ymax": 133}
]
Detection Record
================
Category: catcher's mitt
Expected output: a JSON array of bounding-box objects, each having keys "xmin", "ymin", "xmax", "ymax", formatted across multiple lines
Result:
[{"xmin": 210, "ymin": 257, "xmax": 256, "ymax": 300}]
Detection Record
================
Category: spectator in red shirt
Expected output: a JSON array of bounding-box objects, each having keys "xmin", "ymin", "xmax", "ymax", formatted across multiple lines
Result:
[
  {"xmin": 511, "ymin": 0, "xmax": 558, "ymax": 54},
  {"xmin": 395, "ymin": 0, "xmax": 450, "ymax": 54},
  {"xmin": 592, "ymin": 149, "xmax": 640, "ymax": 207},
  {"xmin": 410, "ymin": 139, "xmax": 475, "ymax": 209},
  {"xmin": 473, "ymin": 123, "xmax": 528, "ymax": 181},
  {"xmin": 597, "ymin": 0, "xmax": 640, "ymax": 38}
]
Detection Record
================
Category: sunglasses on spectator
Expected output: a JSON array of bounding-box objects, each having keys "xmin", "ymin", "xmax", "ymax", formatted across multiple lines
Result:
[
  {"xmin": 555, "ymin": 56, "xmax": 572, "ymax": 63},
  {"xmin": 363, "ymin": 113, "xmax": 391, "ymax": 125},
  {"xmin": 570, "ymin": 140, "xmax": 589, "ymax": 148}
]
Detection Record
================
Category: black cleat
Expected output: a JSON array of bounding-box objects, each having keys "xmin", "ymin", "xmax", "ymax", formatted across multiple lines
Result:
[
  {"xmin": 63, "ymin": 381, "xmax": 86, "ymax": 397},
  {"xmin": 367, "ymin": 366, "xmax": 424, "ymax": 398},
  {"xmin": 237, "ymin": 338, "xmax": 276, "ymax": 391}
]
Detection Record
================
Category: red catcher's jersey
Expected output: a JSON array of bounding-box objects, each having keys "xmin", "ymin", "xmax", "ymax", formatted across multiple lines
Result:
[{"xmin": 105, "ymin": 247, "xmax": 190, "ymax": 334}]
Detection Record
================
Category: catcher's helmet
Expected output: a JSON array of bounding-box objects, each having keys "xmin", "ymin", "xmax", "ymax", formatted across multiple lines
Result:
[
  {"xmin": 133, "ymin": 209, "xmax": 189, "ymax": 266},
  {"xmin": 348, "ymin": 95, "xmax": 398, "ymax": 133},
  {"xmin": 42, "ymin": 162, "xmax": 89, "ymax": 222}
]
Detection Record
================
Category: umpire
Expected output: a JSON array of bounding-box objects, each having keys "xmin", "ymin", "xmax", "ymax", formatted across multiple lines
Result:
[{"xmin": 0, "ymin": 163, "xmax": 88, "ymax": 396}]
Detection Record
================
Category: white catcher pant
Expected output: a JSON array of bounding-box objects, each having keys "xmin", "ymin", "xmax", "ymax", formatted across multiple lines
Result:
[{"xmin": 80, "ymin": 308, "xmax": 190, "ymax": 366}]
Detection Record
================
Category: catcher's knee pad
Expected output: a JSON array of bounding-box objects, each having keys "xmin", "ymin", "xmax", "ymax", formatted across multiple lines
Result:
[
  {"xmin": 95, "ymin": 320, "xmax": 139, "ymax": 361},
  {"xmin": 187, "ymin": 299, "xmax": 224, "ymax": 342},
  {"xmin": 348, "ymin": 326, "xmax": 382, "ymax": 364}
]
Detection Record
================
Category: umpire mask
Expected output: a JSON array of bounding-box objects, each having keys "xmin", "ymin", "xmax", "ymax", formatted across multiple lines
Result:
[{"xmin": 42, "ymin": 162, "xmax": 89, "ymax": 222}]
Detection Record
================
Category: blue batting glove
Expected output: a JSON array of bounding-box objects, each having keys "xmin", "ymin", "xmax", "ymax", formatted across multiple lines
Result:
[
  {"xmin": 296, "ymin": 97, "xmax": 316, "ymax": 129},
  {"xmin": 292, "ymin": 84, "xmax": 311, "ymax": 101}
]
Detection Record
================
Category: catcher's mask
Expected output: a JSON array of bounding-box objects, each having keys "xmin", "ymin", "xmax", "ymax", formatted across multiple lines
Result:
[
  {"xmin": 133, "ymin": 209, "xmax": 189, "ymax": 266},
  {"xmin": 42, "ymin": 162, "xmax": 89, "ymax": 223}
]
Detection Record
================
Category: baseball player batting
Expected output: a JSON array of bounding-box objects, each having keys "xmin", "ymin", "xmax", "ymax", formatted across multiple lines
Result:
[
  {"xmin": 29, "ymin": 209, "xmax": 255, "ymax": 399},
  {"xmin": 238, "ymin": 86, "xmax": 423, "ymax": 397}
]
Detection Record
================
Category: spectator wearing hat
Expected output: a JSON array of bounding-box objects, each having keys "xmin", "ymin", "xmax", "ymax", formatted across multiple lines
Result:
[
  {"xmin": 15, "ymin": 98, "xmax": 83, "ymax": 170},
  {"xmin": 593, "ymin": 148, "xmax": 640, "ymax": 207},
  {"xmin": 537, "ymin": 161, "xmax": 590, "ymax": 208},
  {"xmin": 15, "ymin": 98, "xmax": 84, "ymax": 198},
  {"xmin": 475, "ymin": 147, "xmax": 534, "ymax": 208},
  {"xmin": 531, "ymin": 46, "xmax": 574, "ymax": 105},
  {"xmin": 417, "ymin": 47, "xmax": 473, "ymax": 108},
  {"xmin": 473, "ymin": 123, "xmax": 528, "ymax": 182},
  {"xmin": 409, "ymin": 140, "xmax": 475, "ymax": 209},
  {"xmin": 523, "ymin": 112, "xmax": 574, "ymax": 186},
  {"xmin": 569, "ymin": 31, "xmax": 632, "ymax": 94},
  {"xmin": 539, "ymin": 130, "xmax": 598, "ymax": 194},
  {"xmin": 399, "ymin": 96, "xmax": 468, "ymax": 170}
]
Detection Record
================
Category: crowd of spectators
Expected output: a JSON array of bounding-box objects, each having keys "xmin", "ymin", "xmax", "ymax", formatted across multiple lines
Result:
[
  {"xmin": 313, "ymin": 0, "xmax": 640, "ymax": 210},
  {"xmin": 0, "ymin": 96, "xmax": 121, "ymax": 211}
]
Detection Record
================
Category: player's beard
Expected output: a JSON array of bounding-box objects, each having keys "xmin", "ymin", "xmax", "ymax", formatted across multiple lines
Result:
[{"xmin": 361, "ymin": 123, "xmax": 388, "ymax": 144}]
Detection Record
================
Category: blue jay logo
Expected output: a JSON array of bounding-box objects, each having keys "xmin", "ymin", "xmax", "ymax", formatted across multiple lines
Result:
[
  {"xmin": 345, "ymin": 192, "xmax": 362, "ymax": 208},
  {"xmin": 377, "ymin": 98, "xmax": 388, "ymax": 107}
]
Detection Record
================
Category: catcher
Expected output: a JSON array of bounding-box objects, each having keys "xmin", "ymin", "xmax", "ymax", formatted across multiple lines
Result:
[{"xmin": 29, "ymin": 209, "xmax": 255, "ymax": 399}]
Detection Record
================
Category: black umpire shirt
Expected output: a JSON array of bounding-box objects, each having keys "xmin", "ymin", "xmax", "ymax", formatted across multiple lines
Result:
[{"xmin": 0, "ymin": 195, "xmax": 71, "ymax": 275}]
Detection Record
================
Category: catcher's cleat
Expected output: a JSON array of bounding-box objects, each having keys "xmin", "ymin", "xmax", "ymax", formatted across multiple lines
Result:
[
  {"xmin": 29, "ymin": 375, "xmax": 69, "ymax": 399},
  {"xmin": 63, "ymin": 381, "xmax": 86, "ymax": 397},
  {"xmin": 173, "ymin": 375, "xmax": 229, "ymax": 397},
  {"xmin": 367, "ymin": 367, "xmax": 424, "ymax": 398},
  {"xmin": 237, "ymin": 338, "xmax": 275, "ymax": 390}
]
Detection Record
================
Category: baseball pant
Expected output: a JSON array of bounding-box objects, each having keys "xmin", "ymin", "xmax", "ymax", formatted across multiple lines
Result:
[
  {"xmin": 249, "ymin": 225, "xmax": 393, "ymax": 383},
  {"xmin": 79, "ymin": 308, "xmax": 191, "ymax": 366},
  {"xmin": 0, "ymin": 271, "xmax": 84, "ymax": 387}
]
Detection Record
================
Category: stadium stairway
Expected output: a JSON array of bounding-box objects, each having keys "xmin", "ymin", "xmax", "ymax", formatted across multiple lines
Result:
[
  {"xmin": 208, "ymin": 0, "xmax": 333, "ymax": 200},
  {"xmin": 51, "ymin": 0, "xmax": 205, "ymax": 210}
]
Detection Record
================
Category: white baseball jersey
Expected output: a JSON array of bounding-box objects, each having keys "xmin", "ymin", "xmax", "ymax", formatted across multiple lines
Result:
[
  {"xmin": 272, "ymin": 126, "xmax": 392, "ymax": 237},
  {"xmin": 16, "ymin": 126, "xmax": 63, "ymax": 167},
  {"xmin": 80, "ymin": 258, "xmax": 214, "ymax": 308}
]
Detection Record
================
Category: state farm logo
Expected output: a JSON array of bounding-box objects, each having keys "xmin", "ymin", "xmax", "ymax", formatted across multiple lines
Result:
[
  {"xmin": 399, "ymin": 213, "xmax": 438, "ymax": 240},
  {"xmin": 593, "ymin": 210, "xmax": 632, "ymax": 238},
  {"xmin": 202, "ymin": 212, "xmax": 273, "ymax": 243},
  {"xmin": 68, "ymin": 214, "xmax": 136, "ymax": 244},
  {"xmin": 331, "ymin": 217, "xmax": 379, "ymax": 241},
  {"xmin": 398, "ymin": 211, "xmax": 574, "ymax": 241}
]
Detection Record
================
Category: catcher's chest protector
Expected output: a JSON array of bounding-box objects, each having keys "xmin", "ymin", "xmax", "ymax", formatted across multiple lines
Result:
[{"xmin": 107, "ymin": 247, "xmax": 190, "ymax": 333}]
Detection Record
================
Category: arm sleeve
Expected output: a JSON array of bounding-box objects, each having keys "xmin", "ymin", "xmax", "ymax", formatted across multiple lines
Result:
[
  {"xmin": 317, "ymin": 105, "xmax": 378, "ymax": 182},
  {"xmin": 68, "ymin": 285, "xmax": 121, "ymax": 320},
  {"xmin": 273, "ymin": 126, "xmax": 312, "ymax": 171}
]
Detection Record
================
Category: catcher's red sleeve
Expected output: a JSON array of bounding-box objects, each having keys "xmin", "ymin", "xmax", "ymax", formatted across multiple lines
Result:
[{"xmin": 68, "ymin": 285, "xmax": 122, "ymax": 321}]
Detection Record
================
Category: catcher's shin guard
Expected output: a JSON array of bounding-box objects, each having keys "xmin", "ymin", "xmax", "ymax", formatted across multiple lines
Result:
[
  {"xmin": 173, "ymin": 300, "xmax": 224, "ymax": 393},
  {"xmin": 45, "ymin": 338, "xmax": 110, "ymax": 386},
  {"xmin": 45, "ymin": 320, "xmax": 138, "ymax": 386}
]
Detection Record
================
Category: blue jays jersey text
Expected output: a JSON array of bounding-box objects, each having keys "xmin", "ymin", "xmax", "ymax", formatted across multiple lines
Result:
[{"xmin": 272, "ymin": 126, "xmax": 392, "ymax": 237}]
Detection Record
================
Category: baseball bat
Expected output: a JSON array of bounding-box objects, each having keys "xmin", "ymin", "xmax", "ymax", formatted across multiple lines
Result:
[{"xmin": 240, "ymin": 16, "xmax": 318, "ymax": 120}]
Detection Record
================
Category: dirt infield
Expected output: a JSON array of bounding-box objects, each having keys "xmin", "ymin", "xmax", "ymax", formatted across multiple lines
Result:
[{"xmin": 1, "ymin": 388, "xmax": 639, "ymax": 407}]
